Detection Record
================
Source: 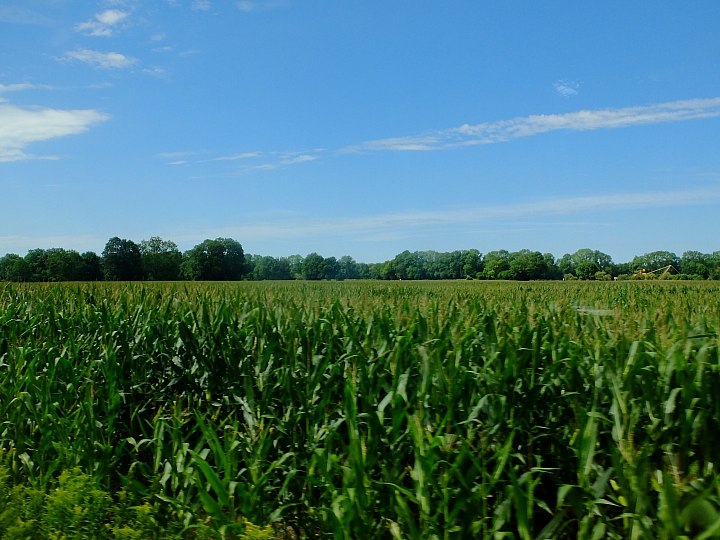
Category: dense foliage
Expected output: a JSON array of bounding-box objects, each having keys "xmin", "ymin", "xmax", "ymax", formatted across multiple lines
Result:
[
  {"xmin": 2, "ymin": 237, "xmax": 720, "ymax": 282},
  {"xmin": 2, "ymin": 281, "xmax": 720, "ymax": 538}
]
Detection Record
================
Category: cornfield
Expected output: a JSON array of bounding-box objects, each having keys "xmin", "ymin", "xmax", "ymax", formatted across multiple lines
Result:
[{"xmin": 1, "ymin": 280, "xmax": 720, "ymax": 539}]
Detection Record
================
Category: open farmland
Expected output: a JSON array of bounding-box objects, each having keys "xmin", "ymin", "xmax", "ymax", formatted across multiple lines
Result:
[{"xmin": 1, "ymin": 281, "xmax": 720, "ymax": 538}]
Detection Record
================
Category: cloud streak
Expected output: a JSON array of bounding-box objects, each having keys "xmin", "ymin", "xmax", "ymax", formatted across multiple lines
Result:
[
  {"xmin": 341, "ymin": 97, "xmax": 720, "ymax": 153},
  {"xmin": 192, "ymin": 0, "xmax": 212, "ymax": 11},
  {"xmin": 62, "ymin": 49, "xmax": 137, "ymax": 69},
  {"xmin": 211, "ymin": 151, "xmax": 262, "ymax": 161},
  {"xmin": 207, "ymin": 186, "xmax": 720, "ymax": 241},
  {"xmin": 0, "ymin": 83, "xmax": 54, "ymax": 93},
  {"xmin": 76, "ymin": 9, "xmax": 128, "ymax": 36},
  {"xmin": 0, "ymin": 104, "xmax": 109, "ymax": 162}
]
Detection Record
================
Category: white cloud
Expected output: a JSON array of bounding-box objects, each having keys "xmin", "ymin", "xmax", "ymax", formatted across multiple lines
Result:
[
  {"xmin": 200, "ymin": 186, "xmax": 720, "ymax": 242},
  {"xmin": 0, "ymin": 104, "xmax": 109, "ymax": 162},
  {"xmin": 158, "ymin": 151, "xmax": 193, "ymax": 158},
  {"xmin": 236, "ymin": 1, "xmax": 284, "ymax": 12},
  {"xmin": 211, "ymin": 151, "xmax": 262, "ymax": 161},
  {"xmin": 168, "ymin": 160, "xmax": 187, "ymax": 165},
  {"xmin": 142, "ymin": 68, "xmax": 166, "ymax": 76},
  {"xmin": 192, "ymin": 0, "xmax": 211, "ymax": 10},
  {"xmin": 281, "ymin": 154, "xmax": 317, "ymax": 164},
  {"xmin": 341, "ymin": 97, "xmax": 720, "ymax": 153},
  {"xmin": 76, "ymin": 9, "xmax": 128, "ymax": 36},
  {"xmin": 0, "ymin": 234, "xmax": 105, "ymax": 255},
  {"xmin": 151, "ymin": 33, "xmax": 166, "ymax": 41},
  {"xmin": 554, "ymin": 80, "xmax": 579, "ymax": 98},
  {"xmin": 62, "ymin": 49, "xmax": 137, "ymax": 69},
  {"xmin": 0, "ymin": 83, "xmax": 48, "ymax": 92}
]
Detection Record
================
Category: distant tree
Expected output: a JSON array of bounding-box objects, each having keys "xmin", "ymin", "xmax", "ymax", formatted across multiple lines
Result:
[
  {"xmin": 0, "ymin": 254, "xmax": 19, "ymax": 280},
  {"xmin": 595, "ymin": 271, "xmax": 612, "ymax": 281},
  {"xmin": 0, "ymin": 254, "xmax": 30, "ymax": 282},
  {"xmin": 338, "ymin": 256, "xmax": 359, "ymax": 280},
  {"xmin": 610, "ymin": 262, "xmax": 632, "ymax": 278},
  {"xmin": 356, "ymin": 262, "xmax": 372, "ymax": 279},
  {"xmin": 479, "ymin": 251, "xmax": 511, "ymax": 279},
  {"xmin": 508, "ymin": 250, "xmax": 547, "ymax": 280},
  {"xmin": 302, "ymin": 253, "xmax": 325, "ymax": 280},
  {"xmin": 367, "ymin": 263, "xmax": 384, "ymax": 280},
  {"xmin": 322, "ymin": 256, "xmax": 340, "ymax": 280},
  {"xmin": 24, "ymin": 248, "xmax": 51, "ymax": 281},
  {"xmin": 181, "ymin": 238, "xmax": 245, "ymax": 281},
  {"xmin": 631, "ymin": 251, "xmax": 680, "ymax": 273},
  {"xmin": 80, "ymin": 252, "xmax": 104, "ymax": 281},
  {"xmin": 576, "ymin": 261, "xmax": 601, "ymax": 280},
  {"xmin": 102, "ymin": 237, "xmax": 144, "ymax": 281},
  {"xmin": 462, "ymin": 249, "xmax": 483, "ymax": 277},
  {"xmin": 572, "ymin": 249, "xmax": 613, "ymax": 272},
  {"xmin": 46, "ymin": 249, "xmax": 84, "ymax": 281},
  {"xmin": 140, "ymin": 237, "xmax": 182, "ymax": 281},
  {"xmin": 287, "ymin": 255, "xmax": 304, "ymax": 279},
  {"xmin": 542, "ymin": 253, "xmax": 563, "ymax": 280},
  {"xmin": 557, "ymin": 253, "xmax": 575, "ymax": 276},
  {"xmin": 680, "ymin": 251, "xmax": 710, "ymax": 279},
  {"xmin": 250, "ymin": 255, "xmax": 292, "ymax": 280}
]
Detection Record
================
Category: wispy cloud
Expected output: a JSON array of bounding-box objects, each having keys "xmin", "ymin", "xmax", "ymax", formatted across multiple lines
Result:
[
  {"xmin": 61, "ymin": 49, "xmax": 137, "ymax": 69},
  {"xmin": 76, "ymin": 9, "xmax": 129, "ymax": 36},
  {"xmin": 0, "ymin": 83, "xmax": 54, "ymax": 93},
  {"xmin": 211, "ymin": 151, "xmax": 262, "ymax": 161},
  {"xmin": 168, "ymin": 160, "xmax": 187, "ymax": 165},
  {"xmin": 0, "ymin": 234, "xmax": 106, "ymax": 255},
  {"xmin": 0, "ymin": 6, "xmax": 54, "ymax": 26},
  {"xmin": 236, "ymin": 1, "xmax": 284, "ymax": 12},
  {"xmin": 553, "ymin": 79, "xmax": 579, "ymax": 98},
  {"xmin": 201, "ymin": 186, "xmax": 720, "ymax": 242},
  {"xmin": 192, "ymin": 0, "xmax": 212, "ymax": 10},
  {"xmin": 0, "ymin": 104, "xmax": 109, "ymax": 162},
  {"xmin": 158, "ymin": 151, "xmax": 194, "ymax": 158},
  {"xmin": 341, "ymin": 97, "xmax": 720, "ymax": 153},
  {"xmin": 281, "ymin": 154, "xmax": 317, "ymax": 164},
  {"xmin": 143, "ymin": 68, "xmax": 166, "ymax": 76}
]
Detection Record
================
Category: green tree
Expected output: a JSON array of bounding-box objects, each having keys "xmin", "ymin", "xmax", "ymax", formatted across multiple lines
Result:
[
  {"xmin": 0, "ymin": 254, "xmax": 30, "ymax": 282},
  {"xmin": 508, "ymin": 250, "xmax": 547, "ymax": 280},
  {"xmin": 462, "ymin": 249, "xmax": 483, "ymax": 277},
  {"xmin": 139, "ymin": 237, "xmax": 182, "ymax": 281},
  {"xmin": 575, "ymin": 261, "xmax": 601, "ymax": 280},
  {"xmin": 102, "ymin": 238, "xmax": 144, "ymax": 281},
  {"xmin": 287, "ymin": 255, "xmax": 304, "ymax": 279},
  {"xmin": 322, "ymin": 256, "xmax": 340, "ymax": 280},
  {"xmin": 24, "ymin": 248, "xmax": 51, "ymax": 281},
  {"xmin": 338, "ymin": 256, "xmax": 359, "ymax": 280},
  {"xmin": 46, "ymin": 249, "xmax": 84, "ymax": 281},
  {"xmin": 250, "ymin": 255, "xmax": 292, "ymax": 280},
  {"xmin": 479, "ymin": 251, "xmax": 511, "ymax": 279},
  {"xmin": 80, "ymin": 252, "xmax": 104, "ymax": 281},
  {"xmin": 0, "ymin": 254, "xmax": 20, "ymax": 280},
  {"xmin": 680, "ymin": 251, "xmax": 710, "ymax": 279},
  {"xmin": 631, "ymin": 251, "xmax": 680, "ymax": 273},
  {"xmin": 302, "ymin": 253, "xmax": 325, "ymax": 280},
  {"xmin": 181, "ymin": 238, "xmax": 245, "ymax": 281},
  {"xmin": 542, "ymin": 253, "xmax": 563, "ymax": 280}
]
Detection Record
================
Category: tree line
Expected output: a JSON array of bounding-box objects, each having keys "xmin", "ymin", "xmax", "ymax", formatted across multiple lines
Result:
[{"xmin": 1, "ymin": 237, "xmax": 719, "ymax": 282}]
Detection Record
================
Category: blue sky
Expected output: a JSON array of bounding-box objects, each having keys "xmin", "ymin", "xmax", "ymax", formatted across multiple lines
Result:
[{"xmin": 1, "ymin": 1, "xmax": 719, "ymax": 262}]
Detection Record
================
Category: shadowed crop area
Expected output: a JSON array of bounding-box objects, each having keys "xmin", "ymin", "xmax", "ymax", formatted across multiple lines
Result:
[{"xmin": 1, "ymin": 281, "xmax": 720, "ymax": 538}]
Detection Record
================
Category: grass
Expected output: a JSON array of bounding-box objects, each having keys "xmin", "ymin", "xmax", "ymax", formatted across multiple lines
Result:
[{"xmin": 1, "ymin": 280, "xmax": 720, "ymax": 538}]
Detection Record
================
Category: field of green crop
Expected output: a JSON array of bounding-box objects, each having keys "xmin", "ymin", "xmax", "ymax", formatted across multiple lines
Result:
[{"xmin": 2, "ymin": 280, "xmax": 720, "ymax": 539}]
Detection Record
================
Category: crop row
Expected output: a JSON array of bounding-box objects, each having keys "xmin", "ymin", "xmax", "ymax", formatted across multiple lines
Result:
[{"xmin": 1, "ymin": 281, "xmax": 720, "ymax": 538}]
